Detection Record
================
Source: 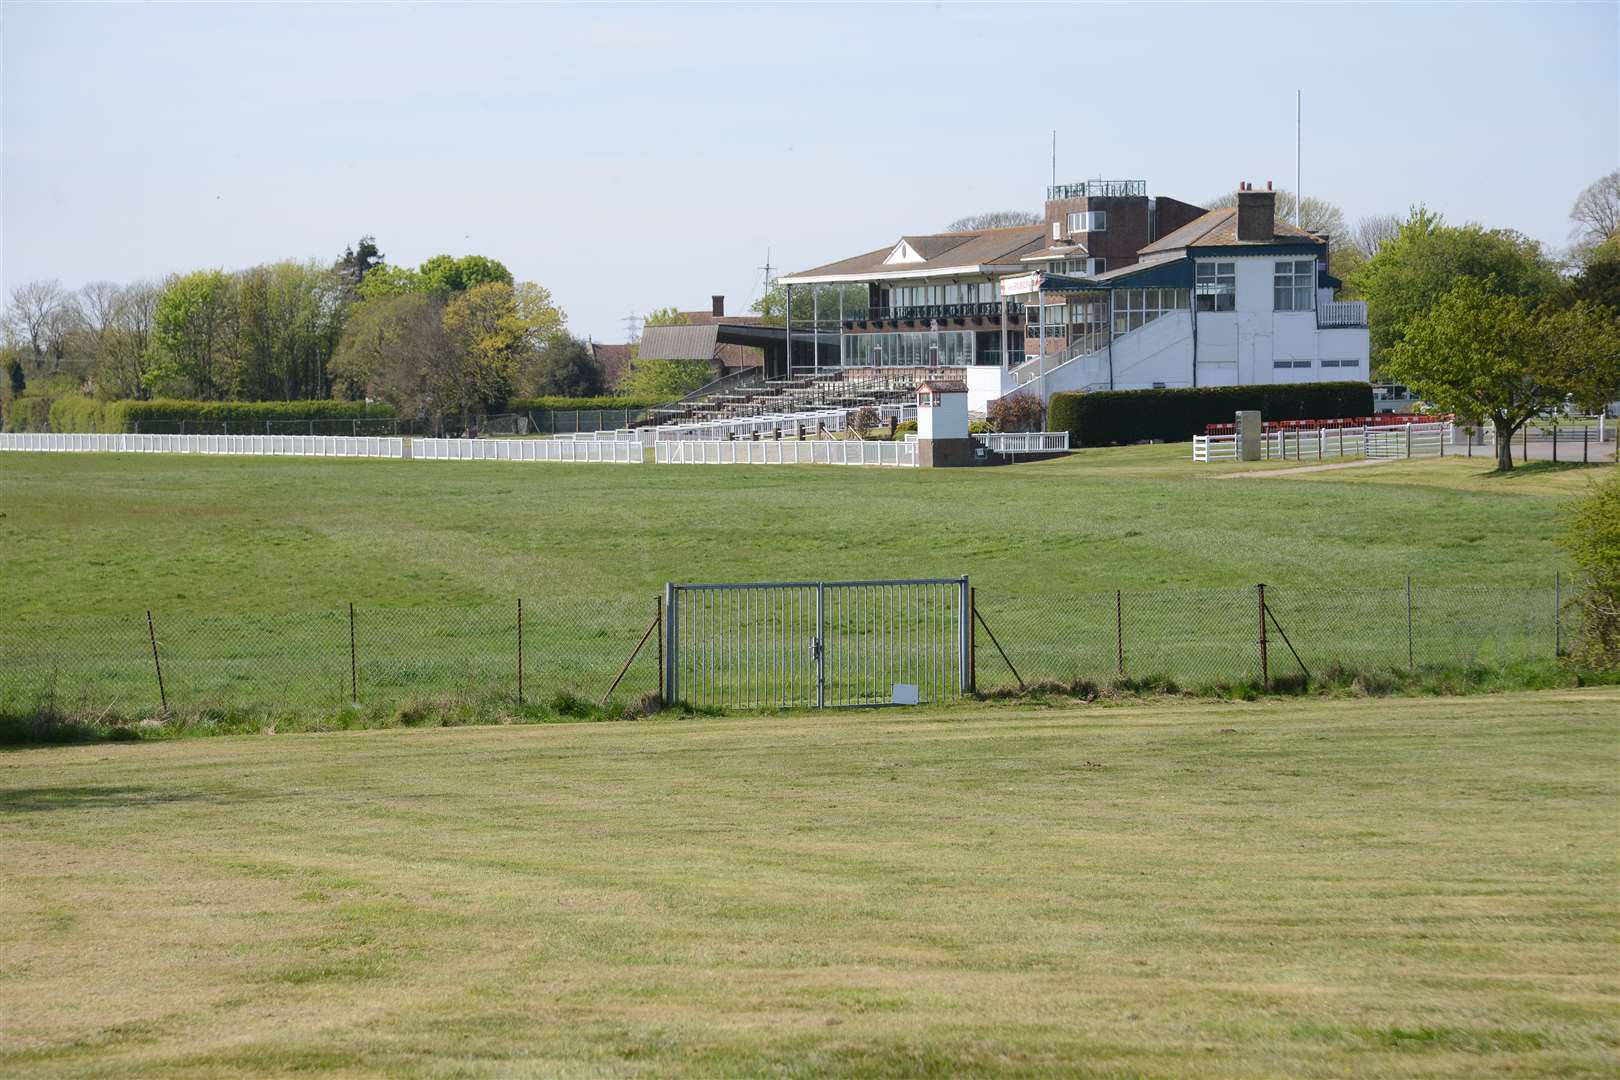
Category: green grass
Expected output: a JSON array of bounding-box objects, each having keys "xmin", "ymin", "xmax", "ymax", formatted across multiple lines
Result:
[
  {"xmin": 1, "ymin": 447, "xmax": 1612, "ymax": 719},
  {"xmin": 1, "ymin": 690, "xmax": 1616, "ymax": 1077}
]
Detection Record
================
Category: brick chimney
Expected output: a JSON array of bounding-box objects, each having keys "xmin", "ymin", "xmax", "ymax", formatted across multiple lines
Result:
[
  {"xmin": 1236, "ymin": 182, "xmax": 1275, "ymax": 243},
  {"xmin": 711, "ymin": 295, "xmax": 725, "ymax": 318}
]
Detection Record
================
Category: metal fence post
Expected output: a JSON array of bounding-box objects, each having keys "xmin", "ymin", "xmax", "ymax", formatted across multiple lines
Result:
[
  {"xmin": 655, "ymin": 594, "xmax": 664, "ymax": 704},
  {"xmin": 1405, "ymin": 576, "xmax": 1414, "ymax": 669},
  {"xmin": 1115, "ymin": 589, "xmax": 1124, "ymax": 676},
  {"xmin": 516, "ymin": 597, "xmax": 524, "ymax": 703},
  {"xmin": 146, "ymin": 609, "xmax": 167, "ymax": 712},
  {"xmin": 815, "ymin": 582, "xmax": 826, "ymax": 708},
  {"xmin": 663, "ymin": 583, "xmax": 678, "ymax": 704},
  {"xmin": 1257, "ymin": 584, "xmax": 1269, "ymax": 688},
  {"xmin": 967, "ymin": 584, "xmax": 977, "ymax": 694},
  {"xmin": 349, "ymin": 602, "xmax": 358, "ymax": 700}
]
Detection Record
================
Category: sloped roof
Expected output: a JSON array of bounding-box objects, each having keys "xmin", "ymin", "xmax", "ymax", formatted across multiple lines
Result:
[
  {"xmin": 780, "ymin": 224, "xmax": 1049, "ymax": 283},
  {"xmin": 638, "ymin": 324, "xmax": 719, "ymax": 361},
  {"xmin": 1139, "ymin": 207, "xmax": 1324, "ymax": 255}
]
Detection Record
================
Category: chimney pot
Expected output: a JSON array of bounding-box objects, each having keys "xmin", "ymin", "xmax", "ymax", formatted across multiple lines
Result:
[
  {"xmin": 1266, "ymin": 180, "xmax": 1273, "ymax": 191},
  {"xmin": 711, "ymin": 295, "xmax": 725, "ymax": 317}
]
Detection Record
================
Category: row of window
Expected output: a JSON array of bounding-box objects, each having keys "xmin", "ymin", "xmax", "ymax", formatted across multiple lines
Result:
[
  {"xmin": 1048, "ymin": 258, "xmax": 1107, "ymax": 276},
  {"xmin": 843, "ymin": 330, "xmax": 981, "ymax": 367},
  {"xmin": 1273, "ymin": 359, "xmax": 1362, "ymax": 369},
  {"xmin": 1065, "ymin": 210, "xmax": 1107, "ymax": 233},
  {"xmin": 1114, "ymin": 288, "xmax": 1191, "ymax": 334},
  {"xmin": 1194, "ymin": 260, "xmax": 1320, "ymax": 313},
  {"xmin": 885, "ymin": 281, "xmax": 999, "ymax": 308}
]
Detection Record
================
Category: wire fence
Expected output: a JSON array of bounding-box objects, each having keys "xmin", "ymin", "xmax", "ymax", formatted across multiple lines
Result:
[{"xmin": 0, "ymin": 577, "xmax": 1579, "ymax": 719}]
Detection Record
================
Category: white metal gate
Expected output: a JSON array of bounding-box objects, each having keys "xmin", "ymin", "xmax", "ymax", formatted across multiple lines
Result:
[{"xmin": 662, "ymin": 578, "xmax": 968, "ymax": 709}]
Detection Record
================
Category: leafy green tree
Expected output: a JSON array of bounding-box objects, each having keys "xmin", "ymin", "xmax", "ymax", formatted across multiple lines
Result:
[
  {"xmin": 523, "ymin": 334, "xmax": 603, "ymax": 397},
  {"xmin": 1563, "ymin": 471, "xmax": 1620, "ymax": 670},
  {"xmin": 335, "ymin": 235, "xmax": 384, "ymax": 291},
  {"xmin": 356, "ymin": 264, "xmax": 424, "ymax": 302},
  {"xmin": 1384, "ymin": 278, "xmax": 1620, "ymax": 470},
  {"xmin": 1349, "ymin": 207, "xmax": 1561, "ymax": 368},
  {"xmin": 148, "ymin": 270, "xmax": 237, "ymax": 398},
  {"xmin": 643, "ymin": 306, "xmax": 689, "ymax": 328},
  {"xmin": 1560, "ymin": 240, "xmax": 1620, "ymax": 315},
  {"xmin": 619, "ymin": 359, "xmax": 713, "ymax": 401},
  {"xmin": 329, "ymin": 293, "xmax": 454, "ymax": 420},
  {"xmin": 418, "ymin": 254, "xmax": 513, "ymax": 295},
  {"xmin": 440, "ymin": 281, "xmax": 563, "ymax": 411}
]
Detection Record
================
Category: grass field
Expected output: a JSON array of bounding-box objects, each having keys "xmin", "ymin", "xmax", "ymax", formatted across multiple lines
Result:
[
  {"xmin": 2, "ymin": 690, "xmax": 1616, "ymax": 1077},
  {"xmin": 1, "ymin": 446, "xmax": 1611, "ymax": 720}
]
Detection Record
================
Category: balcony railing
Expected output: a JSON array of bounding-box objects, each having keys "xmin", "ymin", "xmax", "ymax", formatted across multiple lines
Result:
[
  {"xmin": 1047, "ymin": 179, "xmax": 1146, "ymax": 200},
  {"xmin": 1317, "ymin": 300, "xmax": 1368, "ymax": 328},
  {"xmin": 858, "ymin": 302, "xmax": 1024, "ymax": 322}
]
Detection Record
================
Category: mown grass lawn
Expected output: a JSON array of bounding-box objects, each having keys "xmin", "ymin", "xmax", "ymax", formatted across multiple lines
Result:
[{"xmin": 2, "ymin": 689, "xmax": 1616, "ymax": 1077}]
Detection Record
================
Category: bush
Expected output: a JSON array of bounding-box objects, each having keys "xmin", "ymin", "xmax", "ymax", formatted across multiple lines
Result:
[
  {"xmin": 1, "ymin": 395, "xmax": 52, "ymax": 433},
  {"xmin": 96, "ymin": 399, "xmax": 396, "ymax": 433},
  {"xmin": 1048, "ymin": 381, "xmax": 1374, "ymax": 446},
  {"xmin": 1565, "ymin": 472, "xmax": 1620, "ymax": 670},
  {"xmin": 48, "ymin": 395, "xmax": 113, "ymax": 433},
  {"xmin": 508, "ymin": 394, "xmax": 671, "ymax": 412},
  {"xmin": 987, "ymin": 391, "xmax": 1046, "ymax": 432},
  {"xmin": 853, "ymin": 406, "xmax": 879, "ymax": 433}
]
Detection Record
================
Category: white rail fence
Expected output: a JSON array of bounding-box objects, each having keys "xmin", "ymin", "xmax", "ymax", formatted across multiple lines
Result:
[
  {"xmin": 1192, "ymin": 423, "xmax": 1452, "ymax": 463},
  {"xmin": 656, "ymin": 438, "xmax": 918, "ymax": 467},
  {"xmin": 975, "ymin": 432, "xmax": 1070, "ymax": 455},
  {"xmin": 0, "ymin": 432, "xmax": 406, "ymax": 458},
  {"xmin": 412, "ymin": 437, "xmax": 641, "ymax": 463}
]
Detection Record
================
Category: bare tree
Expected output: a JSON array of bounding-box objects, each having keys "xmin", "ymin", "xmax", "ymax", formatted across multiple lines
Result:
[
  {"xmin": 1569, "ymin": 170, "xmax": 1620, "ymax": 254},
  {"xmin": 943, "ymin": 210, "xmax": 1042, "ymax": 231},
  {"xmin": 1352, "ymin": 214, "xmax": 1401, "ymax": 259},
  {"xmin": 6, "ymin": 279, "xmax": 70, "ymax": 359},
  {"xmin": 95, "ymin": 281, "xmax": 160, "ymax": 399},
  {"xmin": 78, "ymin": 281, "xmax": 124, "ymax": 338}
]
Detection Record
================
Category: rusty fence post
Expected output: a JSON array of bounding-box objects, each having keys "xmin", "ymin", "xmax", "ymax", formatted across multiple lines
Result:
[
  {"xmin": 349, "ymin": 602, "xmax": 358, "ymax": 701},
  {"xmin": 1115, "ymin": 589, "xmax": 1124, "ymax": 677},
  {"xmin": 517, "ymin": 597, "xmax": 525, "ymax": 704},
  {"xmin": 1257, "ymin": 584, "xmax": 1269, "ymax": 688}
]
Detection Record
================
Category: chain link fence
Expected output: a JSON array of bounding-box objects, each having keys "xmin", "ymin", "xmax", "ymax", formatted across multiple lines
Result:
[{"xmin": 0, "ymin": 578, "xmax": 1579, "ymax": 720}]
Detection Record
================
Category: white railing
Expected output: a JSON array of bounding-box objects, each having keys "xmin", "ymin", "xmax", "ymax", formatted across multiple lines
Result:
[
  {"xmin": 412, "ymin": 437, "xmax": 641, "ymax": 463},
  {"xmin": 656, "ymin": 438, "xmax": 917, "ymax": 467},
  {"xmin": 1192, "ymin": 422, "xmax": 1452, "ymax": 463},
  {"xmin": 0, "ymin": 432, "xmax": 405, "ymax": 458},
  {"xmin": 975, "ymin": 431, "xmax": 1070, "ymax": 454},
  {"xmin": 1317, "ymin": 300, "xmax": 1368, "ymax": 328},
  {"xmin": 649, "ymin": 409, "xmax": 848, "ymax": 444}
]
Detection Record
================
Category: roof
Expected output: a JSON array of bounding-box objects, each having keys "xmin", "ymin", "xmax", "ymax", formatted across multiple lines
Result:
[
  {"xmin": 918, "ymin": 380, "xmax": 969, "ymax": 394},
  {"xmin": 590, "ymin": 342, "xmax": 632, "ymax": 386},
  {"xmin": 1138, "ymin": 207, "xmax": 1324, "ymax": 255},
  {"xmin": 637, "ymin": 324, "xmax": 719, "ymax": 361},
  {"xmin": 1020, "ymin": 241, "xmax": 1090, "ymax": 262},
  {"xmin": 780, "ymin": 224, "xmax": 1049, "ymax": 283}
]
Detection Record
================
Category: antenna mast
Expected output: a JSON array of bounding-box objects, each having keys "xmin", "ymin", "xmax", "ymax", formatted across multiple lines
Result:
[
  {"xmin": 1050, "ymin": 130, "xmax": 1057, "ymax": 191},
  {"xmin": 1295, "ymin": 90, "xmax": 1302, "ymax": 228}
]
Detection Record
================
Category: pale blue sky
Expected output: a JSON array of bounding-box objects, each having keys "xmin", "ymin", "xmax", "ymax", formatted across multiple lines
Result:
[{"xmin": 3, "ymin": 1, "xmax": 1616, "ymax": 342}]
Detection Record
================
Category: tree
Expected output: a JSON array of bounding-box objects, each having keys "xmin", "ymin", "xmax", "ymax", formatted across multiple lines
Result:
[
  {"xmin": 148, "ymin": 270, "xmax": 237, "ymax": 398},
  {"xmin": 1383, "ymin": 278, "xmax": 1620, "ymax": 470},
  {"xmin": 1569, "ymin": 170, "xmax": 1620, "ymax": 256},
  {"xmin": 335, "ymin": 235, "xmax": 384, "ymax": 290},
  {"xmin": 230, "ymin": 261, "xmax": 345, "ymax": 400},
  {"xmin": 418, "ymin": 254, "xmax": 513, "ymax": 295},
  {"xmin": 1349, "ymin": 207, "xmax": 1561, "ymax": 368},
  {"xmin": 5, "ymin": 279, "xmax": 72, "ymax": 361},
  {"xmin": 943, "ymin": 210, "xmax": 1041, "ymax": 231},
  {"xmin": 356, "ymin": 264, "xmax": 424, "ymax": 301},
  {"xmin": 643, "ymin": 307, "xmax": 689, "ymax": 328},
  {"xmin": 92, "ymin": 281, "xmax": 159, "ymax": 400},
  {"xmin": 523, "ymin": 335, "xmax": 603, "ymax": 397},
  {"xmin": 1351, "ymin": 214, "xmax": 1402, "ymax": 259},
  {"xmin": 619, "ymin": 359, "xmax": 713, "ymax": 401},
  {"xmin": 751, "ymin": 282, "xmax": 869, "ymax": 327},
  {"xmin": 1561, "ymin": 240, "xmax": 1620, "ymax": 315},
  {"xmin": 439, "ymin": 280, "xmax": 562, "ymax": 410},
  {"xmin": 1563, "ymin": 471, "xmax": 1620, "ymax": 670},
  {"xmin": 329, "ymin": 293, "xmax": 456, "ymax": 426},
  {"xmin": 6, "ymin": 357, "xmax": 24, "ymax": 397}
]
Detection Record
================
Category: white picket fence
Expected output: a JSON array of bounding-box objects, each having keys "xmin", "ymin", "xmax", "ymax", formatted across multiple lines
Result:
[
  {"xmin": 412, "ymin": 437, "xmax": 642, "ymax": 463},
  {"xmin": 655, "ymin": 438, "xmax": 917, "ymax": 467},
  {"xmin": 1193, "ymin": 422, "xmax": 1452, "ymax": 463},
  {"xmin": 975, "ymin": 432, "xmax": 1070, "ymax": 455},
  {"xmin": 0, "ymin": 432, "xmax": 405, "ymax": 458}
]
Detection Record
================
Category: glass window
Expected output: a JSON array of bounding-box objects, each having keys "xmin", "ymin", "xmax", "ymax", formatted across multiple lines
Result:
[
  {"xmin": 1196, "ymin": 262, "xmax": 1235, "ymax": 312},
  {"xmin": 1274, "ymin": 259, "xmax": 1315, "ymax": 312},
  {"xmin": 1111, "ymin": 288, "xmax": 1193, "ymax": 335}
]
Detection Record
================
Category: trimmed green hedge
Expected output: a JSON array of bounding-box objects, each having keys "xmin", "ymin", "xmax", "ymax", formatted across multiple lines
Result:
[
  {"xmin": 1, "ymin": 395, "xmax": 52, "ymax": 433},
  {"xmin": 109, "ymin": 399, "xmax": 395, "ymax": 430},
  {"xmin": 508, "ymin": 395, "xmax": 669, "ymax": 412},
  {"xmin": 1048, "ymin": 382, "xmax": 1374, "ymax": 447}
]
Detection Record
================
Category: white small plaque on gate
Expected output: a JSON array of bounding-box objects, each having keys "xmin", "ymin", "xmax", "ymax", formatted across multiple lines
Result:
[{"xmin": 892, "ymin": 683, "xmax": 920, "ymax": 705}]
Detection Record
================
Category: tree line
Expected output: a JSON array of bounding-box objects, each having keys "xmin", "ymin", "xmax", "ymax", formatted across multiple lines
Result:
[{"xmin": 1, "ymin": 238, "xmax": 610, "ymax": 427}]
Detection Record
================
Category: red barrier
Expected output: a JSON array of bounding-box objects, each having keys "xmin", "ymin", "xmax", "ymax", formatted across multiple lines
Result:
[{"xmin": 1203, "ymin": 413, "xmax": 1448, "ymax": 436}]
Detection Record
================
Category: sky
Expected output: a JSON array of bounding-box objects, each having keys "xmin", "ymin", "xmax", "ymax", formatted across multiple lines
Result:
[{"xmin": 3, "ymin": 1, "xmax": 1617, "ymax": 343}]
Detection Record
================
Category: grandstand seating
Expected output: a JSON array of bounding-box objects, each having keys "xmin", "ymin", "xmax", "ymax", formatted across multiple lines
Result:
[{"xmin": 643, "ymin": 369, "xmax": 947, "ymax": 427}]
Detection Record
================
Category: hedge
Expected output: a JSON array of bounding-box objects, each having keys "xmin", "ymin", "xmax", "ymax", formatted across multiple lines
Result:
[
  {"xmin": 508, "ymin": 395, "xmax": 670, "ymax": 412},
  {"xmin": 1048, "ymin": 382, "xmax": 1374, "ymax": 447},
  {"xmin": 1, "ymin": 395, "xmax": 52, "ymax": 433}
]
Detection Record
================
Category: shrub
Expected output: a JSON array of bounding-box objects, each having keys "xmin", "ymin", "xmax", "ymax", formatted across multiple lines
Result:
[
  {"xmin": 98, "ymin": 399, "xmax": 396, "ymax": 433},
  {"xmin": 1048, "ymin": 381, "xmax": 1374, "ymax": 447},
  {"xmin": 1565, "ymin": 472, "xmax": 1620, "ymax": 670},
  {"xmin": 48, "ymin": 395, "xmax": 112, "ymax": 433},
  {"xmin": 1, "ymin": 395, "xmax": 52, "ymax": 433},
  {"xmin": 893, "ymin": 419, "xmax": 917, "ymax": 436},
  {"xmin": 853, "ymin": 406, "xmax": 879, "ymax": 433},
  {"xmin": 987, "ymin": 391, "xmax": 1046, "ymax": 432}
]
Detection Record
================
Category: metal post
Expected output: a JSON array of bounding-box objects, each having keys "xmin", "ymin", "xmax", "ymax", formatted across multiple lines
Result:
[
  {"xmin": 967, "ymin": 584, "xmax": 977, "ymax": 694},
  {"xmin": 1037, "ymin": 285, "xmax": 1047, "ymax": 401},
  {"xmin": 517, "ymin": 597, "xmax": 524, "ymax": 703},
  {"xmin": 1405, "ymin": 576, "xmax": 1414, "ymax": 669},
  {"xmin": 1522, "ymin": 423, "xmax": 1528, "ymax": 462},
  {"xmin": 1584, "ymin": 424, "xmax": 1590, "ymax": 463},
  {"xmin": 1115, "ymin": 589, "xmax": 1124, "ymax": 676},
  {"xmin": 813, "ymin": 285, "xmax": 820, "ymax": 377},
  {"xmin": 815, "ymin": 582, "xmax": 826, "ymax": 708},
  {"xmin": 655, "ymin": 594, "xmax": 664, "ymax": 703},
  {"xmin": 146, "ymin": 609, "xmax": 167, "ymax": 712},
  {"xmin": 783, "ymin": 283, "xmax": 793, "ymax": 378},
  {"xmin": 1553, "ymin": 424, "xmax": 1558, "ymax": 463},
  {"xmin": 349, "ymin": 602, "xmax": 358, "ymax": 700},
  {"xmin": 1257, "ymin": 584, "xmax": 1269, "ymax": 688},
  {"xmin": 663, "ymin": 583, "xmax": 678, "ymax": 704}
]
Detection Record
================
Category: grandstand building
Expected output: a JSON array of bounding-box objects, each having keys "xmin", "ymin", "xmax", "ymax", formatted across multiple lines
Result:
[{"xmin": 776, "ymin": 180, "xmax": 1370, "ymax": 410}]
